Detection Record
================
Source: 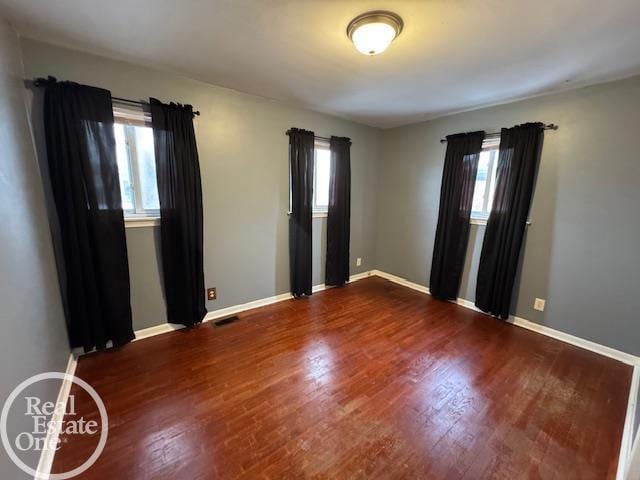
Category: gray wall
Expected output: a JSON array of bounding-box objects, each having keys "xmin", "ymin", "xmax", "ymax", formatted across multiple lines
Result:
[
  {"xmin": 20, "ymin": 39, "xmax": 381, "ymax": 331},
  {"xmin": 0, "ymin": 21, "xmax": 69, "ymax": 479},
  {"xmin": 376, "ymin": 75, "xmax": 640, "ymax": 356}
]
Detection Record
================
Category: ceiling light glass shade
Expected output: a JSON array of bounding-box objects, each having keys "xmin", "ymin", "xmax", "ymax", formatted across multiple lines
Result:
[
  {"xmin": 347, "ymin": 11, "xmax": 403, "ymax": 56},
  {"xmin": 351, "ymin": 23, "xmax": 396, "ymax": 55}
]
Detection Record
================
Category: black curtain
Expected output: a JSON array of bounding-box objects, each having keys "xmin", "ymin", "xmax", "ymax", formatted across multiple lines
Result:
[
  {"xmin": 288, "ymin": 128, "xmax": 315, "ymax": 297},
  {"xmin": 150, "ymin": 99, "xmax": 206, "ymax": 327},
  {"xmin": 325, "ymin": 136, "xmax": 352, "ymax": 287},
  {"xmin": 429, "ymin": 131, "xmax": 485, "ymax": 300},
  {"xmin": 476, "ymin": 123, "xmax": 544, "ymax": 318},
  {"xmin": 42, "ymin": 79, "xmax": 134, "ymax": 351}
]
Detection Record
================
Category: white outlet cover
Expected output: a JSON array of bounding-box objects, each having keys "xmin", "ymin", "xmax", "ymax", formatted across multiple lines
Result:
[
  {"xmin": 356, "ymin": 257, "xmax": 362, "ymax": 266},
  {"xmin": 533, "ymin": 298, "xmax": 546, "ymax": 311}
]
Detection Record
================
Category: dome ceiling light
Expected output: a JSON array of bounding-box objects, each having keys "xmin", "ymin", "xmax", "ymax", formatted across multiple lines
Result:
[{"xmin": 347, "ymin": 10, "xmax": 403, "ymax": 56}]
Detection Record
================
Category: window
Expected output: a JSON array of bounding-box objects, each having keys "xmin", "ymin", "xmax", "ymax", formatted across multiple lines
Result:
[
  {"xmin": 471, "ymin": 139, "xmax": 500, "ymax": 222},
  {"xmin": 313, "ymin": 141, "xmax": 331, "ymax": 214},
  {"xmin": 113, "ymin": 106, "xmax": 160, "ymax": 220}
]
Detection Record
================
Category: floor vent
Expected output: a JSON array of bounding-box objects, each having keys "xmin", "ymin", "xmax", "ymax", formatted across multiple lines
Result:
[{"xmin": 213, "ymin": 315, "xmax": 239, "ymax": 327}]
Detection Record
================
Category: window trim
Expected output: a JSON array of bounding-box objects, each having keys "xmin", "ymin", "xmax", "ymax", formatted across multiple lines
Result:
[
  {"xmin": 114, "ymin": 106, "xmax": 160, "ymax": 226},
  {"xmin": 470, "ymin": 217, "xmax": 488, "ymax": 226},
  {"xmin": 124, "ymin": 216, "xmax": 160, "ymax": 228}
]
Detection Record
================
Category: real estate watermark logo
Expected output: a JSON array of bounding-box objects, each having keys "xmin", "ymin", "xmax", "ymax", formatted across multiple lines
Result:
[{"xmin": 1, "ymin": 372, "xmax": 108, "ymax": 479}]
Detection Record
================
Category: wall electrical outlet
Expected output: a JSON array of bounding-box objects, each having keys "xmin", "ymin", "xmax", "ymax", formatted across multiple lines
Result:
[
  {"xmin": 533, "ymin": 298, "xmax": 546, "ymax": 311},
  {"xmin": 207, "ymin": 288, "xmax": 217, "ymax": 301},
  {"xmin": 356, "ymin": 257, "xmax": 362, "ymax": 267}
]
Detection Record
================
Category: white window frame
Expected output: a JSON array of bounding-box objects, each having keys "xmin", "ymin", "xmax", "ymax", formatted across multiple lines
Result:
[
  {"xmin": 312, "ymin": 140, "xmax": 330, "ymax": 216},
  {"xmin": 471, "ymin": 138, "xmax": 500, "ymax": 225},
  {"xmin": 113, "ymin": 106, "xmax": 160, "ymax": 227}
]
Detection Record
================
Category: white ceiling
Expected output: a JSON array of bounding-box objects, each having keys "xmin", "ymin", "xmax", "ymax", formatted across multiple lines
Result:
[{"xmin": 2, "ymin": 0, "xmax": 640, "ymax": 128}]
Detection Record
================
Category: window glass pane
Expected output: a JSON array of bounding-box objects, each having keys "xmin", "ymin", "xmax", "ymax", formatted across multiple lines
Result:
[
  {"xmin": 133, "ymin": 126, "xmax": 159, "ymax": 211},
  {"xmin": 315, "ymin": 147, "xmax": 331, "ymax": 209},
  {"xmin": 114, "ymin": 123, "xmax": 135, "ymax": 211},
  {"xmin": 472, "ymin": 151, "xmax": 490, "ymax": 216}
]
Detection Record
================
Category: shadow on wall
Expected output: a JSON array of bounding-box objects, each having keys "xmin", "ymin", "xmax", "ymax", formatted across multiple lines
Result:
[
  {"xmin": 153, "ymin": 226, "xmax": 165, "ymax": 295},
  {"xmin": 23, "ymin": 81, "xmax": 71, "ymax": 338},
  {"xmin": 312, "ymin": 217, "xmax": 328, "ymax": 287},
  {"xmin": 275, "ymin": 147, "xmax": 290, "ymax": 296},
  {"xmin": 510, "ymin": 231, "xmax": 531, "ymax": 314},
  {"xmin": 122, "ymin": 226, "xmax": 167, "ymax": 330},
  {"xmin": 459, "ymin": 225, "xmax": 483, "ymax": 302}
]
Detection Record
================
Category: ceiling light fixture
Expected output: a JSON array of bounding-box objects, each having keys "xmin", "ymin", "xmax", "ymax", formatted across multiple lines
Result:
[{"xmin": 347, "ymin": 11, "xmax": 403, "ymax": 56}]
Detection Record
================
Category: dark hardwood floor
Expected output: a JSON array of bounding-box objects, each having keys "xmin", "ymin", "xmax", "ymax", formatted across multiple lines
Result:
[{"xmin": 54, "ymin": 276, "xmax": 632, "ymax": 479}]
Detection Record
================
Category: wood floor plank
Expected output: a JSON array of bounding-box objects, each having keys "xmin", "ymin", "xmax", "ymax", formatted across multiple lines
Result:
[{"xmin": 52, "ymin": 277, "xmax": 632, "ymax": 479}]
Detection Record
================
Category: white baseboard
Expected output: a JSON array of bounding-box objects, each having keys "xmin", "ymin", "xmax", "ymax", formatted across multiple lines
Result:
[
  {"xmin": 618, "ymin": 364, "xmax": 639, "ymax": 480},
  {"xmin": 133, "ymin": 323, "xmax": 185, "ymax": 341},
  {"xmin": 454, "ymin": 296, "xmax": 483, "ymax": 312},
  {"xmin": 202, "ymin": 291, "xmax": 295, "ymax": 324},
  {"xmin": 371, "ymin": 269, "xmax": 430, "ymax": 294},
  {"xmin": 509, "ymin": 315, "xmax": 638, "ymax": 366},
  {"xmin": 36, "ymin": 352, "xmax": 78, "ymax": 480},
  {"xmin": 346, "ymin": 270, "xmax": 374, "ymax": 283},
  {"xmin": 133, "ymin": 270, "xmax": 375, "ymax": 340},
  {"xmin": 628, "ymin": 413, "xmax": 640, "ymax": 480}
]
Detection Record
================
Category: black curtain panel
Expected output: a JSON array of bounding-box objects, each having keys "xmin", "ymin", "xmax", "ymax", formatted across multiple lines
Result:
[
  {"xmin": 325, "ymin": 136, "xmax": 352, "ymax": 287},
  {"xmin": 429, "ymin": 131, "xmax": 485, "ymax": 300},
  {"xmin": 150, "ymin": 99, "xmax": 206, "ymax": 327},
  {"xmin": 475, "ymin": 123, "xmax": 545, "ymax": 318},
  {"xmin": 42, "ymin": 79, "xmax": 134, "ymax": 352},
  {"xmin": 288, "ymin": 128, "xmax": 315, "ymax": 297}
]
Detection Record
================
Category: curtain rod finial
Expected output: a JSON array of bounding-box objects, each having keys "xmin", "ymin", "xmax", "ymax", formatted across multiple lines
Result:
[{"xmin": 33, "ymin": 75, "xmax": 57, "ymax": 87}]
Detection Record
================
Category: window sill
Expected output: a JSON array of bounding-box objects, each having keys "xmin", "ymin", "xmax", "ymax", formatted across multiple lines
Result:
[
  {"xmin": 470, "ymin": 218, "xmax": 487, "ymax": 226},
  {"xmin": 286, "ymin": 212, "xmax": 328, "ymax": 218},
  {"xmin": 470, "ymin": 218, "xmax": 533, "ymax": 227},
  {"xmin": 125, "ymin": 217, "xmax": 160, "ymax": 228}
]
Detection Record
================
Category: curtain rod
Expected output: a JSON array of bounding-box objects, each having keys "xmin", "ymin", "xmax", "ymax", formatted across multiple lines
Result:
[
  {"xmin": 439, "ymin": 123, "xmax": 558, "ymax": 143},
  {"xmin": 285, "ymin": 130, "xmax": 331, "ymax": 142},
  {"xmin": 31, "ymin": 77, "xmax": 200, "ymax": 116},
  {"xmin": 112, "ymin": 97, "xmax": 200, "ymax": 116}
]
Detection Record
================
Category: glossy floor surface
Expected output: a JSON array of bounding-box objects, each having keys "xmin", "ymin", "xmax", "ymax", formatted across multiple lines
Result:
[{"xmin": 54, "ymin": 277, "xmax": 632, "ymax": 479}]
